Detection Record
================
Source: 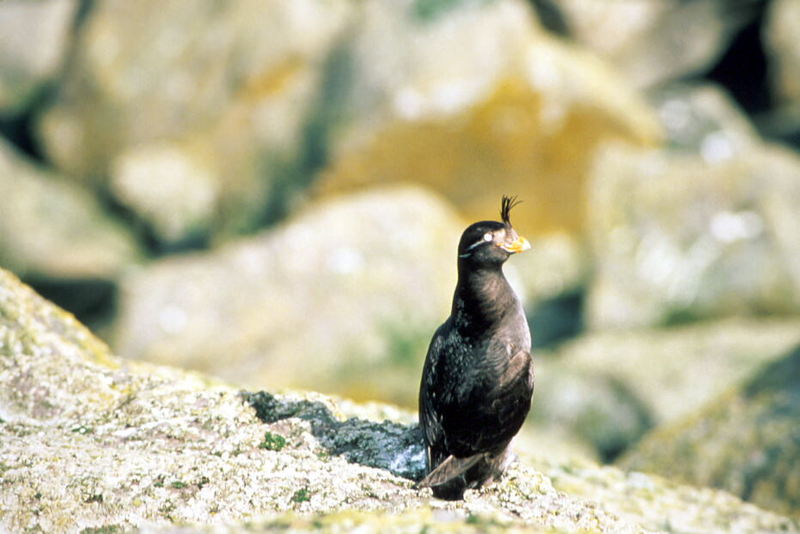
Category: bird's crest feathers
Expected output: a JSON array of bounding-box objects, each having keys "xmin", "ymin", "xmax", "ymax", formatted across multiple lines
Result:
[{"xmin": 500, "ymin": 195, "xmax": 522, "ymax": 227}]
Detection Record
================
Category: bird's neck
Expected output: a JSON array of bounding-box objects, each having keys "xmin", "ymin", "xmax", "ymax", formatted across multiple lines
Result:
[{"xmin": 452, "ymin": 262, "xmax": 516, "ymax": 332}]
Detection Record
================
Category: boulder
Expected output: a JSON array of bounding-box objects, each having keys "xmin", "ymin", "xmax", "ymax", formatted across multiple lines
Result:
[
  {"xmin": 765, "ymin": 0, "xmax": 800, "ymax": 106},
  {"xmin": 36, "ymin": 0, "xmax": 353, "ymax": 243},
  {"xmin": 513, "ymin": 231, "xmax": 587, "ymax": 307},
  {"xmin": 34, "ymin": 0, "xmax": 662, "ymax": 247},
  {"xmin": 586, "ymin": 141, "xmax": 800, "ymax": 329},
  {"xmin": 620, "ymin": 344, "xmax": 800, "ymax": 516},
  {"xmin": 649, "ymin": 83, "xmax": 759, "ymax": 152},
  {"xmin": 514, "ymin": 231, "xmax": 588, "ymax": 348},
  {"xmin": 317, "ymin": 0, "xmax": 661, "ymax": 239},
  {"xmin": 113, "ymin": 186, "xmax": 464, "ymax": 406},
  {"xmin": 0, "ymin": 137, "xmax": 139, "ymax": 280},
  {"xmin": 550, "ymin": 0, "xmax": 751, "ymax": 88},
  {"xmin": 533, "ymin": 319, "xmax": 800, "ymax": 460},
  {"xmin": 1, "ymin": 267, "xmax": 797, "ymax": 533},
  {"xmin": 0, "ymin": 0, "xmax": 76, "ymax": 115},
  {"xmin": 531, "ymin": 357, "xmax": 652, "ymax": 462}
]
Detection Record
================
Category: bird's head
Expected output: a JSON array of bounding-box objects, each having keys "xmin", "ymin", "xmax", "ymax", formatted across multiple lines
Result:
[{"xmin": 457, "ymin": 196, "xmax": 530, "ymax": 266}]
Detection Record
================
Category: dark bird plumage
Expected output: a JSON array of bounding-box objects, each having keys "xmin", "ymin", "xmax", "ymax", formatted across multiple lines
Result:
[{"xmin": 417, "ymin": 196, "xmax": 533, "ymax": 500}]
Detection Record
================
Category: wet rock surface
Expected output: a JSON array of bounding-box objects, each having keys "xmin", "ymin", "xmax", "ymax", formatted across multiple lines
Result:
[{"xmin": 2, "ymin": 268, "xmax": 798, "ymax": 533}]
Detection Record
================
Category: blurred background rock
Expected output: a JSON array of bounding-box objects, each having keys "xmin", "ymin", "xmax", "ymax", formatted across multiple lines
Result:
[{"xmin": 1, "ymin": 0, "xmax": 799, "ymax": 516}]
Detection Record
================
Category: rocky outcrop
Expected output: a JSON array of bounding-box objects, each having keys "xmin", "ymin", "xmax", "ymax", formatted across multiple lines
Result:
[
  {"xmin": 0, "ymin": 138, "xmax": 139, "ymax": 280},
  {"xmin": 112, "ymin": 186, "xmax": 465, "ymax": 406},
  {"xmin": 2, "ymin": 267, "xmax": 797, "ymax": 533},
  {"xmin": 621, "ymin": 344, "xmax": 800, "ymax": 516}
]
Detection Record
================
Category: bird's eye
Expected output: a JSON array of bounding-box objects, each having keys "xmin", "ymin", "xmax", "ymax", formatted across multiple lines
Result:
[{"xmin": 483, "ymin": 232, "xmax": 493, "ymax": 242}]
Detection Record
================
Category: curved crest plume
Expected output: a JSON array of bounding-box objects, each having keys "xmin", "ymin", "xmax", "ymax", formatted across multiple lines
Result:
[{"xmin": 500, "ymin": 195, "xmax": 522, "ymax": 226}]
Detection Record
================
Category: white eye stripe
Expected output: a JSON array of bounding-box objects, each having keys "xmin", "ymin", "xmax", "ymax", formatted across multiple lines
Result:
[
  {"xmin": 460, "ymin": 232, "xmax": 496, "ymax": 258},
  {"xmin": 465, "ymin": 239, "xmax": 486, "ymax": 252}
]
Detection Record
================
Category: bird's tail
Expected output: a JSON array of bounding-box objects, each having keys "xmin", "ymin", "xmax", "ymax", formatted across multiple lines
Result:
[{"xmin": 415, "ymin": 453, "xmax": 484, "ymax": 489}]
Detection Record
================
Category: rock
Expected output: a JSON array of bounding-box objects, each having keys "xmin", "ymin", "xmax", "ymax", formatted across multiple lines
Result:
[
  {"xmin": 586, "ymin": 141, "xmax": 800, "ymax": 329},
  {"xmin": 531, "ymin": 357, "xmax": 653, "ymax": 462},
  {"xmin": 0, "ymin": 0, "xmax": 76, "ymax": 115},
  {"xmin": 0, "ymin": 137, "xmax": 140, "ymax": 280},
  {"xmin": 649, "ymin": 83, "xmax": 759, "ymax": 152},
  {"xmin": 513, "ymin": 231, "xmax": 587, "ymax": 306},
  {"xmin": 113, "ymin": 186, "xmax": 464, "ymax": 406},
  {"xmin": 109, "ymin": 142, "xmax": 220, "ymax": 245},
  {"xmin": 558, "ymin": 318, "xmax": 800, "ymax": 424},
  {"xmin": 317, "ymin": 0, "xmax": 661, "ymax": 239},
  {"xmin": 1, "ymin": 267, "xmax": 797, "ymax": 533},
  {"xmin": 34, "ymin": 0, "xmax": 661, "ymax": 246},
  {"xmin": 620, "ymin": 344, "xmax": 800, "ymax": 516},
  {"xmin": 36, "ymin": 0, "xmax": 353, "ymax": 243},
  {"xmin": 765, "ymin": 0, "xmax": 800, "ymax": 106},
  {"xmin": 550, "ymin": 0, "xmax": 752, "ymax": 89},
  {"xmin": 535, "ymin": 318, "xmax": 800, "ymax": 459}
]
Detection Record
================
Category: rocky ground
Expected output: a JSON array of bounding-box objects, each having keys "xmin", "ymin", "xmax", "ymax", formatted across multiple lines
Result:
[
  {"xmin": 2, "ymin": 269, "xmax": 799, "ymax": 533},
  {"xmin": 3, "ymin": 1, "xmax": 800, "ymax": 530}
]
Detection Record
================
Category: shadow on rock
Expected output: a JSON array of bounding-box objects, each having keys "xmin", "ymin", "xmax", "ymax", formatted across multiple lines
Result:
[{"xmin": 242, "ymin": 391, "xmax": 426, "ymax": 481}]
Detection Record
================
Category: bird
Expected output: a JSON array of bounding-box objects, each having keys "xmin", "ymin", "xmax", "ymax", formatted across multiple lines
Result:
[{"xmin": 417, "ymin": 195, "xmax": 533, "ymax": 500}]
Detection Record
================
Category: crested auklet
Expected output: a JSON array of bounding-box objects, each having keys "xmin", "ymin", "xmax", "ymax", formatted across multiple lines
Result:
[{"xmin": 417, "ymin": 196, "xmax": 533, "ymax": 500}]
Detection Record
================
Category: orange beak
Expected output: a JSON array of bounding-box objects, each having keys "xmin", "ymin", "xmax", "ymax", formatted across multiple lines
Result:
[{"xmin": 500, "ymin": 235, "xmax": 531, "ymax": 254}]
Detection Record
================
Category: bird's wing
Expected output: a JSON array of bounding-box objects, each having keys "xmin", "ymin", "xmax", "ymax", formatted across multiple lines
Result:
[
  {"xmin": 445, "ymin": 346, "xmax": 533, "ymax": 456},
  {"xmin": 418, "ymin": 325, "xmax": 448, "ymax": 462},
  {"xmin": 496, "ymin": 346, "xmax": 533, "ymax": 393},
  {"xmin": 415, "ymin": 453, "xmax": 484, "ymax": 488}
]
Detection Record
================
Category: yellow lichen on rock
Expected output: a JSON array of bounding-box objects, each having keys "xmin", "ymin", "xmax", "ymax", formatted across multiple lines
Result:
[{"xmin": 319, "ymin": 2, "xmax": 662, "ymax": 237}]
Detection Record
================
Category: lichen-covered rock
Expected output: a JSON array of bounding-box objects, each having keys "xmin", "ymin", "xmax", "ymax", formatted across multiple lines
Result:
[
  {"xmin": 533, "ymin": 318, "xmax": 800, "ymax": 459},
  {"xmin": 317, "ymin": 0, "xmax": 661, "ymax": 238},
  {"xmin": 1, "ymin": 267, "xmax": 797, "ymax": 533},
  {"xmin": 113, "ymin": 186, "xmax": 464, "ymax": 406},
  {"xmin": 0, "ymin": 138, "xmax": 140, "ymax": 280},
  {"xmin": 551, "ymin": 0, "xmax": 748, "ymax": 88},
  {"xmin": 36, "ymin": 0, "xmax": 353, "ymax": 243},
  {"xmin": 620, "ymin": 344, "xmax": 800, "ymax": 516},
  {"xmin": 0, "ymin": 0, "xmax": 76, "ymax": 115},
  {"xmin": 586, "ymin": 141, "xmax": 800, "ymax": 329}
]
